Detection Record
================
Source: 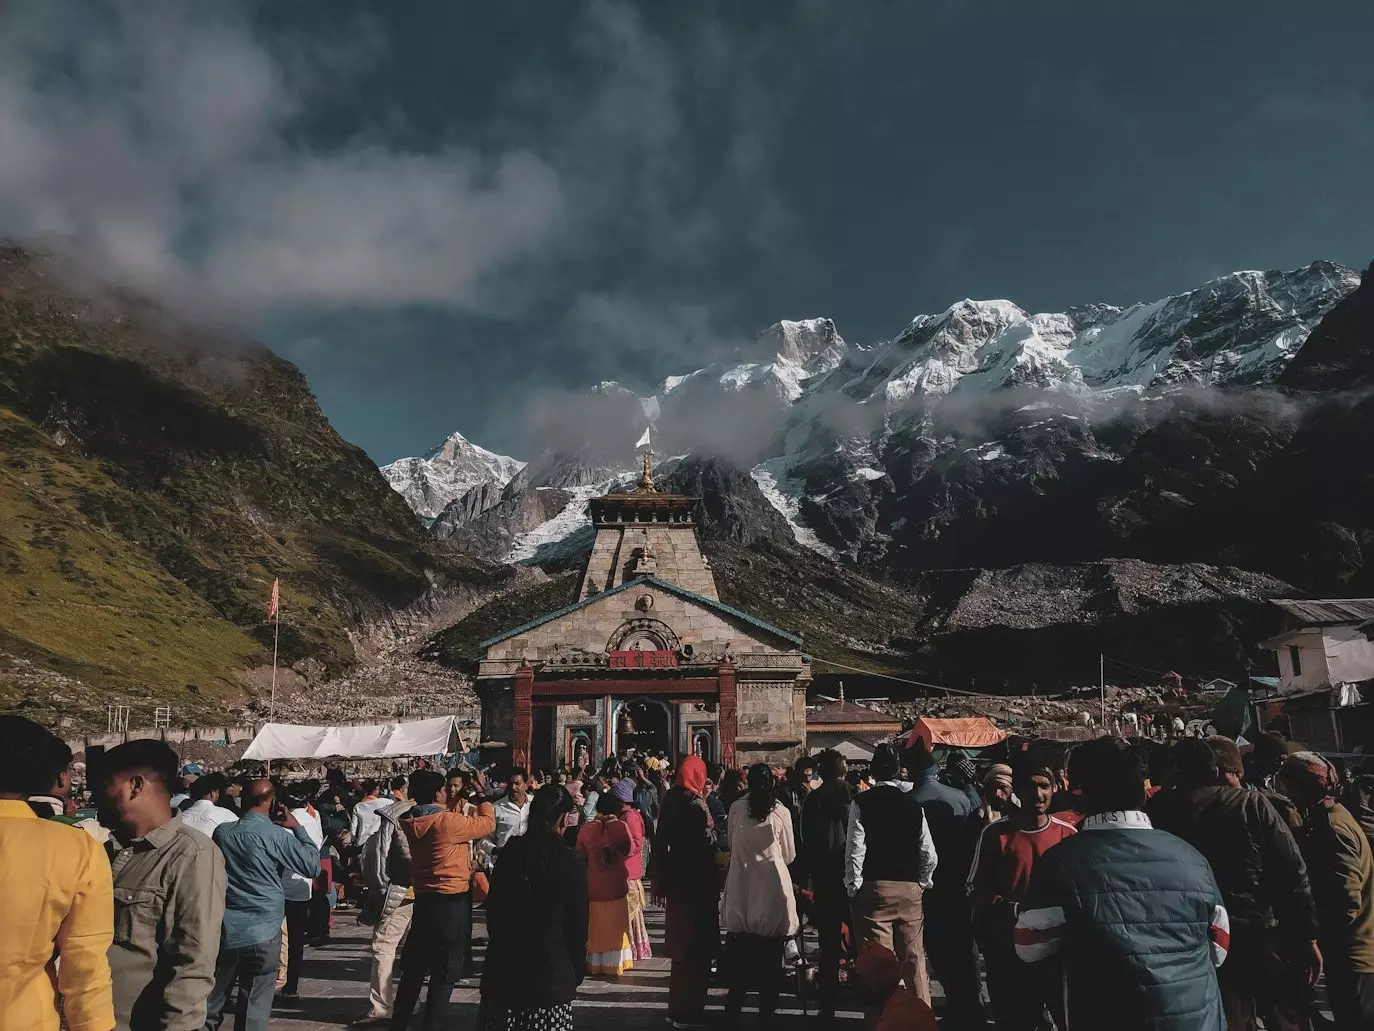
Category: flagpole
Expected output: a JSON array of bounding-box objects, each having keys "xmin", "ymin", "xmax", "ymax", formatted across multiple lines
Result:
[
  {"xmin": 268, "ymin": 582, "xmax": 280, "ymax": 777},
  {"xmin": 271, "ymin": 605, "xmax": 280, "ymax": 721}
]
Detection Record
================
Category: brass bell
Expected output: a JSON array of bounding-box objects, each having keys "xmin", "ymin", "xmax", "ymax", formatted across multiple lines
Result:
[{"xmin": 617, "ymin": 707, "xmax": 636, "ymax": 736}]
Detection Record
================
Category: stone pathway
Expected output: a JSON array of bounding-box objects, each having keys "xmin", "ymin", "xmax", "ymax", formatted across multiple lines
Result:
[
  {"xmin": 266, "ymin": 905, "xmax": 1334, "ymax": 1030},
  {"xmin": 269, "ymin": 906, "xmax": 875, "ymax": 1030}
]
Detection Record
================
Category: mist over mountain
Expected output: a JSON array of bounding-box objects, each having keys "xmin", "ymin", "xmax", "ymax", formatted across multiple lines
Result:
[{"xmin": 382, "ymin": 258, "xmax": 1374, "ymax": 687}]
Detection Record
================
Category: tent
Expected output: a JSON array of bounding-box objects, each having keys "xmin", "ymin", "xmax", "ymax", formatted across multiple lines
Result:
[
  {"xmin": 900, "ymin": 716, "xmax": 1006, "ymax": 753},
  {"xmin": 241, "ymin": 715, "xmax": 462, "ymax": 761}
]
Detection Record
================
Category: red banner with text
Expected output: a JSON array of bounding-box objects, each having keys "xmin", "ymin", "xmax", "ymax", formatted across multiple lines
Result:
[{"xmin": 607, "ymin": 650, "xmax": 679, "ymax": 669}]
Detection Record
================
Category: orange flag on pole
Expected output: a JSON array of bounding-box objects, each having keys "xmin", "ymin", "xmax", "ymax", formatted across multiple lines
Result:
[{"xmin": 268, "ymin": 578, "xmax": 280, "ymax": 621}]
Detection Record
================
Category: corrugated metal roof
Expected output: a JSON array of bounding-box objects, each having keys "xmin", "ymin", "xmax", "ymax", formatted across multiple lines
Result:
[
  {"xmin": 478, "ymin": 575, "xmax": 803, "ymax": 650},
  {"xmin": 1270, "ymin": 598, "xmax": 1374, "ymax": 625},
  {"xmin": 806, "ymin": 702, "xmax": 903, "ymax": 727}
]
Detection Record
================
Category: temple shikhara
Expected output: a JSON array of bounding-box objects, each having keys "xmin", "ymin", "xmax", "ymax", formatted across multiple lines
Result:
[{"xmin": 476, "ymin": 450, "xmax": 812, "ymax": 770}]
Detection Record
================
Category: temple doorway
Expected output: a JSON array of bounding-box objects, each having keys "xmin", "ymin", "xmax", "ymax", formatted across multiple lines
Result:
[{"xmin": 614, "ymin": 698, "xmax": 672, "ymax": 759}]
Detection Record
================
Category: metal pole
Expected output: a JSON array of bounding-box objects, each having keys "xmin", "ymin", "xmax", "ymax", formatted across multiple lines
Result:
[{"xmin": 1100, "ymin": 653, "xmax": 1106, "ymax": 732}]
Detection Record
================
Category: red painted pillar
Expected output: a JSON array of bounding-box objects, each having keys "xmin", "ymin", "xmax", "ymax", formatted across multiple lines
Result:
[
  {"xmin": 513, "ymin": 661, "xmax": 534, "ymax": 770},
  {"xmin": 718, "ymin": 658, "xmax": 737, "ymax": 769}
]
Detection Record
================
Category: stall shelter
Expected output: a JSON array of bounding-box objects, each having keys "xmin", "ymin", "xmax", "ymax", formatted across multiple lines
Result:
[
  {"xmin": 241, "ymin": 715, "xmax": 466, "ymax": 761},
  {"xmin": 901, "ymin": 716, "xmax": 1006, "ymax": 754}
]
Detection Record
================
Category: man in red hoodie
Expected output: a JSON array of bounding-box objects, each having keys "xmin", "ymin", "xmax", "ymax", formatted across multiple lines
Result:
[{"xmin": 388, "ymin": 768, "xmax": 496, "ymax": 1031}]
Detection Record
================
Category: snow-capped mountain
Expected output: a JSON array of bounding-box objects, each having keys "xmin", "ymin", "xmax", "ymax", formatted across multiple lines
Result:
[
  {"xmin": 781, "ymin": 260, "xmax": 1358, "ymax": 561},
  {"xmin": 658, "ymin": 317, "xmax": 848, "ymax": 404},
  {"xmin": 380, "ymin": 431, "xmax": 524, "ymax": 521},
  {"xmin": 382, "ymin": 261, "xmax": 1362, "ymax": 578},
  {"xmin": 830, "ymin": 261, "xmax": 1356, "ymax": 407}
]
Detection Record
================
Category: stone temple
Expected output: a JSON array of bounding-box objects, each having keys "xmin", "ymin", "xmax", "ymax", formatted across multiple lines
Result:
[{"xmin": 476, "ymin": 452, "xmax": 812, "ymax": 771}]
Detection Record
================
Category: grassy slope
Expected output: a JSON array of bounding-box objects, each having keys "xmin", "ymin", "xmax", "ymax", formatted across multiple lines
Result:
[
  {"xmin": 0, "ymin": 249, "xmax": 505, "ymax": 725},
  {"xmin": 0, "ymin": 407, "xmax": 264, "ymax": 709}
]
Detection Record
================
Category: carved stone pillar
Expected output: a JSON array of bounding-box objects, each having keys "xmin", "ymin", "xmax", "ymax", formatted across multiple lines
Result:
[
  {"xmin": 513, "ymin": 661, "xmax": 534, "ymax": 770},
  {"xmin": 718, "ymin": 658, "xmax": 737, "ymax": 769}
]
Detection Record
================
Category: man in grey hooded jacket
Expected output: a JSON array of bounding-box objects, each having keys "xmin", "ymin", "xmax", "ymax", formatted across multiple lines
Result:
[{"xmin": 354, "ymin": 780, "xmax": 414, "ymax": 1026}]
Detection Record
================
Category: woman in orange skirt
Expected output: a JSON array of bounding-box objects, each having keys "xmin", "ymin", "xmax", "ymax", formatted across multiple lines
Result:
[{"xmin": 577, "ymin": 791, "xmax": 635, "ymax": 975}]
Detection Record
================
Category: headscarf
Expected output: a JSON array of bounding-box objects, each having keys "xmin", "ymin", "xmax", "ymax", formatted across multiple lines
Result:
[
  {"xmin": 676, "ymin": 755, "xmax": 707, "ymax": 796},
  {"xmin": 611, "ymin": 778, "xmax": 636, "ymax": 804},
  {"xmin": 983, "ymin": 763, "xmax": 1013, "ymax": 792}
]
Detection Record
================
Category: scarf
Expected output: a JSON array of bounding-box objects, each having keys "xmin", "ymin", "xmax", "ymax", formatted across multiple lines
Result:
[{"xmin": 676, "ymin": 755, "xmax": 707, "ymax": 796}]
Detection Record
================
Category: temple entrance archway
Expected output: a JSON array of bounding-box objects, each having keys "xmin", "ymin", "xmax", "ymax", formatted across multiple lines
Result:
[{"xmin": 613, "ymin": 697, "xmax": 672, "ymax": 759}]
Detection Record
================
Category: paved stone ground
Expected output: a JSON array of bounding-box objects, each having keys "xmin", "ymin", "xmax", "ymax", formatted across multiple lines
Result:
[
  {"xmin": 269, "ymin": 906, "xmax": 880, "ymax": 1030},
  {"xmin": 265, "ymin": 906, "xmax": 1334, "ymax": 1030}
]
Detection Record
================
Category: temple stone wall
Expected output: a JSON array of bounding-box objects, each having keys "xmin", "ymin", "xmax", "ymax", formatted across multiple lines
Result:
[
  {"xmin": 482, "ymin": 686, "xmax": 513, "ymax": 746},
  {"xmin": 580, "ymin": 524, "xmax": 719, "ymax": 600},
  {"xmin": 485, "ymin": 584, "xmax": 778, "ymax": 662},
  {"xmin": 736, "ymin": 681, "xmax": 807, "ymax": 764}
]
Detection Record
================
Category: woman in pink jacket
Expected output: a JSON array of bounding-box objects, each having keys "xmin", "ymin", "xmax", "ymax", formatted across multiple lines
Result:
[
  {"xmin": 610, "ymin": 778, "xmax": 653, "ymax": 962},
  {"xmin": 576, "ymin": 791, "xmax": 634, "ymax": 976}
]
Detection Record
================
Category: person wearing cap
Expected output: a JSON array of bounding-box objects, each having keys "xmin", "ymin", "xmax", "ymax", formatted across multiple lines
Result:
[
  {"xmin": 1280, "ymin": 750, "xmax": 1374, "ymax": 1027},
  {"xmin": 981, "ymin": 764, "xmax": 1016, "ymax": 825},
  {"xmin": 610, "ymin": 777, "xmax": 653, "ymax": 963},
  {"xmin": 968, "ymin": 759, "xmax": 1076, "ymax": 1030},
  {"xmin": 945, "ymin": 755, "xmax": 983, "ymax": 813},
  {"xmin": 845, "ymin": 743, "xmax": 938, "ymax": 1004},
  {"xmin": 1148, "ymin": 737, "xmax": 1320, "ymax": 1031}
]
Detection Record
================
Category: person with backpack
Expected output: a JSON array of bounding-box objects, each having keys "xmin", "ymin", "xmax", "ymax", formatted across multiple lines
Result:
[{"xmin": 353, "ymin": 771, "xmax": 415, "ymax": 1026}]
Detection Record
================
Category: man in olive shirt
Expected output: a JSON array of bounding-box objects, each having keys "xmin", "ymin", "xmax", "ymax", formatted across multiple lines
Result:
[{"xmin": 97, "ymin": 739, "xmax": 226, "ymax": 1031}]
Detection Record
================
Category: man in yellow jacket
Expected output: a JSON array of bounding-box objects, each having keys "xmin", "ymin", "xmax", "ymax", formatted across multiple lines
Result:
[{"xmin": 0, "ymin": 715, "xmax": 115, "ymax": 1031}]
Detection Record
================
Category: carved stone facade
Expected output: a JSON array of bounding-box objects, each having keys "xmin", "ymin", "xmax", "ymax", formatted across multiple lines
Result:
[{"xmin": 477, "ymin": 461, "xmax": 809, "ymax": 770}]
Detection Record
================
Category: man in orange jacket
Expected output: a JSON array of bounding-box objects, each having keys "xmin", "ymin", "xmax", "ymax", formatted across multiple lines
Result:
[{"xmin": 388, "ymin": 768, "xmax": 496, "ymax": 1031}]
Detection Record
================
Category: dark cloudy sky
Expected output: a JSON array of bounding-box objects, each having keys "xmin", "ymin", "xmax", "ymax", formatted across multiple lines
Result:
[{"xmin": 2, "ymin": 1, "xmax": 1371, "ymax": 463}]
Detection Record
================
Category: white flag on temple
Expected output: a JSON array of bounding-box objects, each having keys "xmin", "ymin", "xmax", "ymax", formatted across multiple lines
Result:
[{"xmin": 635, "ymin": 426, "xmax": 651, "ymax": 449}]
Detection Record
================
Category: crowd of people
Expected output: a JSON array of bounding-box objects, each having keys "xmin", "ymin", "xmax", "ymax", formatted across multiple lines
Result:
[{"xmin": 4, "ymin": 710, "xmax": 1374, "ymax": 1031}]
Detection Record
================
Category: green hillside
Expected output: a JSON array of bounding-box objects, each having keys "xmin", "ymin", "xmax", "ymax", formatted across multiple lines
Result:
[{"xmin": 0, "ymin": 248, "xmax": 508, "ymax": 727}]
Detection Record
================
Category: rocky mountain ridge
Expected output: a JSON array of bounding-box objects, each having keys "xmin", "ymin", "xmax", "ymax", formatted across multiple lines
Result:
[
  {"xmin": 385, "ymin": 260, "xmax": 1360, "ymax": 575},
  {"xmin": 391, "ymin": 258, "xmax": 1374, "ymax": 690},
  {"xmin": 381, "ymin": 430, "xmax": 524, "ymax": 522}
]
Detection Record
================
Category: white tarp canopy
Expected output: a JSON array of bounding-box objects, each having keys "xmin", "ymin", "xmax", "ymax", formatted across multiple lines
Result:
[{"xmin": 241, "ymin": 715, "xmax": 460, "ymax": 761}]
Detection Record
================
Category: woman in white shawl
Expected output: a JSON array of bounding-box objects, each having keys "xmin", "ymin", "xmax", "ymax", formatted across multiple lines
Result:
[{"xmin": 720, "ymin": 763, "xmax": 798, "ymax": 1027}]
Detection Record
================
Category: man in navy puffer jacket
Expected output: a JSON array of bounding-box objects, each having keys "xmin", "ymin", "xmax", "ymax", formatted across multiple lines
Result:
[{"xmin": 1015, "ymin": 737, "xmax": 1229, "ymax": 1031}]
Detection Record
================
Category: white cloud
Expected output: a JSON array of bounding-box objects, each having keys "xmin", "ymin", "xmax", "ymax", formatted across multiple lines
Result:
[{"xmin": 0, "ymin": 2, "xmax": 563, "ymax": 313}]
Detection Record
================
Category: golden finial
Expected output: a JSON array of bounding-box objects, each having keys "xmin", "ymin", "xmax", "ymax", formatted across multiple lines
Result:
[{"xmin": 638, "ymin": 445, "xmax": 655, "ymax": 492}]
